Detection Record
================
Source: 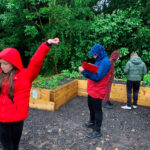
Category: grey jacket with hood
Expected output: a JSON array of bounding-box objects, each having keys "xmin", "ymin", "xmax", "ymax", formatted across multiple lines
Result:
[{"xmin": 124, "ymin": 56, "xmax": 147, "ymax": 81}]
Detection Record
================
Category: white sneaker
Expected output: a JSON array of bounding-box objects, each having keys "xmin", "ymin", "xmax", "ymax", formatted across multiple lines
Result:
[
  {"xmin": 121, "ymin": 105, "xmax": 132, "ymax": 110},
  {"xmin": 133, "ymin": 105, "xmax": 138, "ymax": 109}
]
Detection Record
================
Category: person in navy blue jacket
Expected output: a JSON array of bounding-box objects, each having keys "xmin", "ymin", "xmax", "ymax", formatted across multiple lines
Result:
[{"xmin": 79, "ymin": 44, "xmax": 111, "ymax": 138}]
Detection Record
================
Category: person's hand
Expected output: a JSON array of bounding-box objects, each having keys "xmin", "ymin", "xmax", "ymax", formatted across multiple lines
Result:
[
  {"xmin": 47, "ymin": 38, "xmax": 60, "ymax": 45},
  {"xmin": 79, "ymin": 66, "xmax": 84, "ymax": 72}
]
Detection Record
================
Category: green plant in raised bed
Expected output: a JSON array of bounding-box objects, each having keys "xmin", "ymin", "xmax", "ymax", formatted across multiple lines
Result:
[
  {"xmin": 48, "ymin": 75, "xmax": 64, "ymax": 89},
  {"xmin": 67, "ymin": 71, "xmax": 82, "ymax": 80},
  {"xmin": 32, "ymin": 70, "xmax": 87, "ymax": 89},
  {"xmin": 61, "ymin": 69, "xmax": 82, "ymax": 80},
  {"xmin": 34, "ymin": 75, "xmax": 46, "ymax": 81},
  {"xmin": 61, "ymin": 70, "xmax": 70, "ymax": 77},
  {"xmin": 33, "ymin": 79, "xmax": 45, "ymax": 88},
  {"xmin": 122, "ymin": 75, "xmax": 127, "ymax": 83},
  {"xmin": 48, "ymin": 77, "xmax": 58, "ymax": 89},
  {"xmin": 32, "ymin": 74, "xmax": 73, "ymax": 89},
  {"xmin": 143, "ymin": 71, "xmax": 150, "ymax": 87}
]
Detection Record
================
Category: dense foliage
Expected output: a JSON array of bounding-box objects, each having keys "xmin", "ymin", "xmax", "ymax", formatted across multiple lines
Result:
[{"xmin": 0, "ymin": 0, "xmax": 149, "ymax": 79}]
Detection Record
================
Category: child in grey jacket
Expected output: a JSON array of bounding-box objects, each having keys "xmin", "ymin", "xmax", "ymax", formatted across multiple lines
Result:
[{"xmin": 121, "ymin": 52, "xmax": 147, "ymax": 109}]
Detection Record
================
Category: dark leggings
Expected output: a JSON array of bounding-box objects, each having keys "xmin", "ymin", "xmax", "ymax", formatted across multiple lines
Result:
[
  {"xmin": 88, "ymin": 95, "xmax": 103, "ymax": 132},
  {"xmin": 0, "ymin": 121, "xmax": 24, "ymax": 150},
  {"xmin": 127, "ymin": 80, "xmax": 140, "ymax": 106}
]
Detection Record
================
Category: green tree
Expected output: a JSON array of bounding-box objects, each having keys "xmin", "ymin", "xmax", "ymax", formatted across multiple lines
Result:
[
  {"xmin": 88, "ymin": 9, "xmax": 150, "ymax": 78},
  {"xmin": 0, "ymin": 0, "xmax": 149, "ymax": 78},
  {"xmin": 23, "ymin": 0, "xmax": 95, "ymax": 74}
]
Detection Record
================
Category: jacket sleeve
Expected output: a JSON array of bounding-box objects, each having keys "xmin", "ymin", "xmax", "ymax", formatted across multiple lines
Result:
[
  {"xmin": 124, "ymin": 61, "xmax": 130, "ymax": 74},
  {"xmin": 82, "ymin": 58, "xmax": 111, "ymax": 82},
  {"xmin": 143, "ymin": 62, "xmax": 147, "ymax": 75},
  {"xmin": 108, "ymin": 66, "xmax": 114, "ymax": 83},
  {"xmin": 26, "ymin": 42, "xmax": 51, "ymax": 82}
]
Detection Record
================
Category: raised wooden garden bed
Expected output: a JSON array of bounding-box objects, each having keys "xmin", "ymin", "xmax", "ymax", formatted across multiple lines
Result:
[
  {"xmin": 78, "ymin": 80, "xmax": 150, "ymax": 107},
  {"xmin": 30, "ymin": 80, "xmax": 78, "ymax": 111},
  {"xmin": 30, "ymin": 79, "xmax": 150, "ymax": 111}
]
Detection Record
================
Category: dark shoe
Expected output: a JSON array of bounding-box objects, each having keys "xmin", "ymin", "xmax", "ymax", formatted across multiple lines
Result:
[
  {"xmin": 83, "ymin": 121, "xmax": 94, "ymax": 128},
  {"xmin": 86, "ymin": 131, "xmax": 102, "ymax": 138},
  {"xmin": 103, "ymin": 104, "xmax": 113, "ymax": 109},
  {"xmin": 108, "ymin": 101, "xmax": 113, "ymax": 106}
]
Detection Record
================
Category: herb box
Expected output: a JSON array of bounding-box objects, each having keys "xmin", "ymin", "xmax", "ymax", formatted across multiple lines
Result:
[{"xmin": 30, "ymin": 80, "xmax": 78, "ymax": 111}]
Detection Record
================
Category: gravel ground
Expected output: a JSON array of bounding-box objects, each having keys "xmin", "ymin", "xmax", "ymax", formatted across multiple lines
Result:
[{"xmin": 0, "ymin": 96, "xmax": 150, "ymax": 150}]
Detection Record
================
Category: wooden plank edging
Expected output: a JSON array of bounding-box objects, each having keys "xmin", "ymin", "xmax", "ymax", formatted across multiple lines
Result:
[
  {"xmin": 30, "ymin": 80, "xmax": 78, "ymax": 111},
  {"xmin": 29, "ymin": 79, "xmax": 150, "ymax": 111},
  {"xmin": 77, "ymin": 80, "xmax": 150, "ymax": 107}
]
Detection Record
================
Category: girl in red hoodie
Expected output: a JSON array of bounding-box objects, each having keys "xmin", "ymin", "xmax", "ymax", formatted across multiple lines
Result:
[
  {"xmin": 104, "ymin": 51, "xmax": 120, "ymax": 109},
  {"xmin": 0, "ymin": 38, "xmax": 59, "ymax": 150}
]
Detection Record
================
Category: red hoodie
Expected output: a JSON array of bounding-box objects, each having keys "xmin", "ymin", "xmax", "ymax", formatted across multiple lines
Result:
[
  {"xmin": 0, "ymin": 42, "xmax": 50, "ymax": 122},
  {"xmin": 104, "ymin": 51, "xmax": 120, "ymax": 104}
]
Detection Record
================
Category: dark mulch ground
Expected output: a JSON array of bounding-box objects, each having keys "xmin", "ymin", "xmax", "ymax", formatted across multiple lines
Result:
[{"xmin": 0, "ymin": 96, "xmax": 150, "ymax": 150}]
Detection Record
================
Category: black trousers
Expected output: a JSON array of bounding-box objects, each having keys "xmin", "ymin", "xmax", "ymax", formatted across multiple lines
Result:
[
  {"xmin": 88, "ymin": 95, "xmax": 103, "ymax": 132},
  {"xmin": 0, "ymin": 121, "xmax": 24, "ymax": 150},
  {"xmin": 127, "ymin": 80, "xmax": 140, "ymax": 106}
]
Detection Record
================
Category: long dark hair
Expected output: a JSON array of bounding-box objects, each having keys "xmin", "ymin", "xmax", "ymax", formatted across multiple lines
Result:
[{"xmin": 0, "ymin": 68, "xmax": 16, "ymax": 103}]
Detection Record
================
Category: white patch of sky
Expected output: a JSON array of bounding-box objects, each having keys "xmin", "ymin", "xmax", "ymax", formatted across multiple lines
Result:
[{"xmin": 93, "ymin": 0, "xmax": 110, "ymax": 11}]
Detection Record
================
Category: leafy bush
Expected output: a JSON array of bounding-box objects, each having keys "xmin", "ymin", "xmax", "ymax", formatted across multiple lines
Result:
[
  {"xmin": 143, "ymin": 71, "xmax": 150, "ymax": 87},
  {"xmin": 0, "ymin": 1, "xmax": 149, "ymax": 78}
]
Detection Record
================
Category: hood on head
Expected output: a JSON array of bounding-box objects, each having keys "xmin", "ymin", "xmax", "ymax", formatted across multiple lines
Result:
[
  {"xmin": 89, "ymin": 44, "xmax": 107, "ymax": 60},
  {"xmin": 0, "ymin": 48, "xmax": 24, "ymax": 70},
  {"xmin": 130, "ymin": 56, "xmax": 142, "ymax": 65},
  {"xmin": 110, "ymin": 51, "xmax": 120, "ymax": 60}
]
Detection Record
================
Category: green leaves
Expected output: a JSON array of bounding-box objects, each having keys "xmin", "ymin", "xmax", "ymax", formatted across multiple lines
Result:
[
  {"xmin": 32, "ymin": 71, "xmax": 82, "ymax": 89},
  {"xmin": 143, "ymin": 71, "xmax": 150, "ymax": 87},
  {"xmin": 25, "ymin": 26, "xmax": 38, "ymax": 38},
  {"xmin": 0, "ymin": 0, "xmax": 149, "ymax": 79}
]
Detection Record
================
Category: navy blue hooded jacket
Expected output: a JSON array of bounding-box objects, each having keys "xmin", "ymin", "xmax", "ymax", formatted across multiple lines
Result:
[{"xmin": 82, "ymin": 44, "xmax": 111, "ymax": 82}]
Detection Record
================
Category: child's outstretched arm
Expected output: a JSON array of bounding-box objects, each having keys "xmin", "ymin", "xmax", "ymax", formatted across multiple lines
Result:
[{"xmin": 26, "ymin": 38, "xmax": 59, "ymax": 82}]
